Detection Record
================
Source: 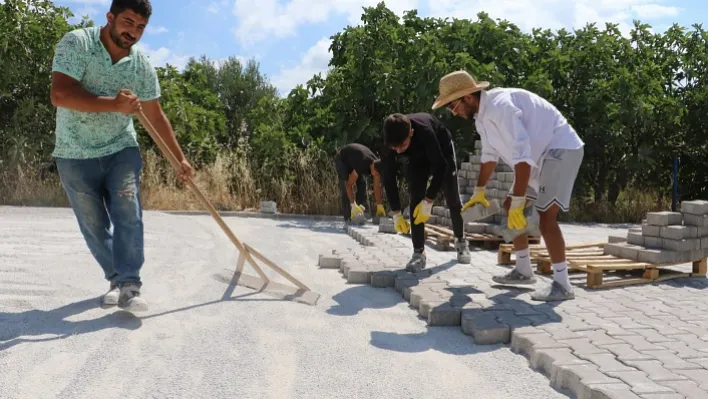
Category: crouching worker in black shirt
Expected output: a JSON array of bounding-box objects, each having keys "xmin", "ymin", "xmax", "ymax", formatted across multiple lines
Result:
[
  {"xmin": 379, "ymin": 113, "xmax": 472, "ymax": 272},
  {"xmin": 333, "ymin": 143, "xmax": 387, "ymax": 227}
]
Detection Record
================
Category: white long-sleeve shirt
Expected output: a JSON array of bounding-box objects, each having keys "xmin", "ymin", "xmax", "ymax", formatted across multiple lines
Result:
[{"xmin": 474, "ymin": 88, "xmax": 584, "ymax": 192}]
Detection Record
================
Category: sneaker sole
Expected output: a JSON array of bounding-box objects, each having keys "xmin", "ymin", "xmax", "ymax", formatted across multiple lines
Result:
[
  {"xmin": 492, "ymin": 277, "xmax": 537, "ymax": 285},
  {"xmin": 531, "ymin": 294, "xmax": 575, "ymax": 302}
]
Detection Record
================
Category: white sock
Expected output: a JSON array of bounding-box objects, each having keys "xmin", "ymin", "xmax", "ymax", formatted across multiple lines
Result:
[
  {"xmin": 514, "ymin": 248, "xmax": 533, "ymax": 277},
  {"xmin": 553, "ymin": 262, "xmax": 571, "ymax": 291}
]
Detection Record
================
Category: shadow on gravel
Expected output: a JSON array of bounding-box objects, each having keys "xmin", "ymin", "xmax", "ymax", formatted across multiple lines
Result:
[
  {"xmin": 327, "ymin": 285, "xmax": 404, "ymax": 316},
  {"xmin": 327, "ymin": 261, "xmax": 459, "ymax": 316},
  {"xmin": 0, "ymin": 297, "xmax": 141, "ymax": 351},
  {"xmin": 369, "ymin": 330, "xmax": 500, "ymax": 355}
]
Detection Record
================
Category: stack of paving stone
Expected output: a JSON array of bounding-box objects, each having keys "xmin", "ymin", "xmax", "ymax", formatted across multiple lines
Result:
[
  {"xmin": 604, "ymin": 200, "xmax": 708, "ymax": 264},
  {"xmin": 259, "ymin": 201, "xmax": 277, "ymax": 214},
  {"xmin": 430, "ymin": 140, "xmax": 541, "ymax": 238}
]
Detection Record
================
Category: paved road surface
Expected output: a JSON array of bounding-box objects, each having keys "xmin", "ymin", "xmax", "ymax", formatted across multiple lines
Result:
[{"xmin": 0, "ymin": 206, "xmax": 570, "ymax": 399}]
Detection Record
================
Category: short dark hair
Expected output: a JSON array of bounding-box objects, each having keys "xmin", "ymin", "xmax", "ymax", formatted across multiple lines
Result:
[
  {"xmin": 110, "ymin": 0, "xmax": 152, "ymax": 19},
  {"xmin": 383, "ymin": 113, "xmax": 411, "ymax": 148}
]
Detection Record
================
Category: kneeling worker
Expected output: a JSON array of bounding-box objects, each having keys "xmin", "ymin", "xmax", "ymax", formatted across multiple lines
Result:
[
  {"xmin": 333, "ymin": 143, "xmax": 387, "ymax": 226},
  {"xmin": 379, "ymin": 113, "xmax": 472, "ymax": 272},
  {"xmin": 431, "ymin": 70, "xmax": 585, "ymax": 302}
]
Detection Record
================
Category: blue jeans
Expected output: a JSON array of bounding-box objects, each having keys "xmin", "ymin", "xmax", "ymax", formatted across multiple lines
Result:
[{"xmin": 55, "ymin": 146, "xmax": 144, "ymax": 288}]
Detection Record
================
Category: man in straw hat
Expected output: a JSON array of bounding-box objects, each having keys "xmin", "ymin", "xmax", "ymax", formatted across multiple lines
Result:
[
  {"xmin": 431, "ymin": 70, "xmax": 585, "ymax": 302},
  {"xmin": 379, "ymin": 113, "xmax": 472, "ymax": 272}
]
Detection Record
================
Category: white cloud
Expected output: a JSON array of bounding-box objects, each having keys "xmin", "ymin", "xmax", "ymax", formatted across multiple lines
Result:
[
  {"xmin": 427, "ymin": 0, "xmax": 680, "ymax": 35},
  {"xmin": 147, "ymin": 25, "xmax": 168, "ymax": 34},
  {"xmin": 136, "ymin": 43, "xmax": 191, "ymax": 71},
  {"xmin": 271, "ymin": 37, "xmax": 332, "ymax": 96},
  {"xmin": 232, "ymin": 0, "xmax": 419, "ymax": 46},
  {"xmin": 631, "ymin": 4, "xmax": 680, "ymax": 19}
]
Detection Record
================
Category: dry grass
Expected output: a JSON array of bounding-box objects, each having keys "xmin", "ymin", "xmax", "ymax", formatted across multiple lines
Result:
[
  {"xmin": 564, "ymin": 187, "xmax": 672, "ymax": 224},
  {"xmin": 0, "ymin": 149, "xmax": 343, "ymax": 215},
  {"xmin": 0, "ymin": 151, "xmax": 671, "ymax": 224}
]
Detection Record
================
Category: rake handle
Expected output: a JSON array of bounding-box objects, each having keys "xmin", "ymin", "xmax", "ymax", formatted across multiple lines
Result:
[{"xmin": 135, "ymin": 110, "xmax": 271, "ymax": 282}]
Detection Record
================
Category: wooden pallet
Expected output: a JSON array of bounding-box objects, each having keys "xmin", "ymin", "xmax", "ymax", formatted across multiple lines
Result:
[
  {"xmin": 535, "ymin": 243, "xmax": 607, "ymax": 274},
  {"xmin": 425, "ymin": 225, "xmax": 540, "ymax": 251},
  {"xmin": 555, "ymin": 254, "xmax": 706, "ymax": 289}
]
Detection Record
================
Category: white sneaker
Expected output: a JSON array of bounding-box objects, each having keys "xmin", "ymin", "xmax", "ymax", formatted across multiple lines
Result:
[
  {"xmin": 118, "ymin": 283, "xmax": 148, "ymax": 312},
  {"xmin": 103, "ymin": 281, "xmax": 119, "ymax": 306},
  {"xmin": 455, "ymin": 238, "xmax": 471, "ymax": 264}
]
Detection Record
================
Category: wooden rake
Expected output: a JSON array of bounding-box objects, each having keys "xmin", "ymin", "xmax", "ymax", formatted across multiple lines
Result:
[{"xmin": 136, "ymin": 110, "xmax": 320, "ymax": 306}]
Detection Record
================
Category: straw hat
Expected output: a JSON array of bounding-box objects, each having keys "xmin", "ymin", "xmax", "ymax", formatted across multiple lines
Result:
[{"xmin": 431, "ymin": 70, "xmax": 490, "ymax": 110}]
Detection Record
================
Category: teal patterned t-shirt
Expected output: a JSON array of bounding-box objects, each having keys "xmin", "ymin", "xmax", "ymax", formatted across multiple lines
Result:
[{"xmin": 51, "ymin": 26, "xmax": 161, "ymax": 159}]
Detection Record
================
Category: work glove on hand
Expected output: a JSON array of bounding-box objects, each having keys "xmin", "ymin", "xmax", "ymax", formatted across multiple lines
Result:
[
  {"xmin": 413, "ymin": 199, "xmax": 433, "ymax": 225},
  {"xmin": 376, "ymin": 204, "xmax": 386, "ymax": 217},
  {"xmin": 393, "ymin": 212, "xmax": 410, "ymax": 234},
  {"xmin": 507, "ymin": 196, "xmax": 527, "ymax": 230},
  {"xmin": 462, "ymin": 187, "xmax": 490, "ymax": 212},
  {"xmin": 350, "ymin": 203, "xmax": 364, "ymax": 219}
]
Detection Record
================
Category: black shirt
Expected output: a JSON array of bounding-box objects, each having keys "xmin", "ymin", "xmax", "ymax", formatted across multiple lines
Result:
[
  {"xmin": 335, "ymin": 143, "xmax": 378, "ymax": 180},
  {"xmin": 380, "ymin": 112, "xmax": 455, "ymax": 211}
]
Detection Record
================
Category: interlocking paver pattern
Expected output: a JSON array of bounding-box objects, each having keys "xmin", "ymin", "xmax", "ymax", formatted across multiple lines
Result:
[{"xmin": 316, "ymin": 222, "xmax": 708, "ymax": 398}]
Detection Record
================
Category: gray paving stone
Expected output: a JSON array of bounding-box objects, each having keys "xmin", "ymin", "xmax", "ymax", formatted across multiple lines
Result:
[
  {"xmin": 560, "ymin": 338, "xmax": 612, "ymax": 356},
  {"xmin": 672, "ymin": 369, "xmax": 708, "ymax": 390},
  {"xmin": 551, "ymin": 363, "xmax": 624, "ymax": 399},
  {"xmin": 657, "ymin": 341, "xmax": 707, "ymax": 360},
  {"xmin": 601, "ymin": 344, "xmax": 654, "ymax": 362},
  {"xmin": 579, "ymin": 353, "xmax": 637, "ymax": 373},
  {"xmin": 639, "ymin": 394, "xmax": 687, "ymax": 399},
  {"xmin": 606, "ymin": 370, "xmax": 679, "ymax": 395},
  {"xmin": 662, "ymin": 380, "xmax": 708, "ymax": 398},
  {"xmin": 647, "ymin": 212, "xmax": 683, "ymax": 226},
  {"xmin": 511, "ymin": 330, "xmax": 569, "ymax": 354},
  {"xmin": 537, "ymin": 325, "xmax": 585, "ymax": 340},
  {"xmin": 529, "ymin": 347, "xmax": 589, "ymax": 376},
  {"xmin": 633, "ymin": 329, "xmax": 676, "ymax": 344},
  {"xmin": 641, "ymin": 350, "xmax": 703, "ymax": 371},
  {"xmin": 586, "ymin": 383, "xmax": 644, "ymax": 399},
  {"xmin": 370, "ymin": 270, "xmax": 396, "ymax": 287},
  {"xmin": 615, "ymin": 336, "xmax": 665, "ymax": 352},
  {"xmin": 346, "ymin": 268, "xmax": 371, "ymax": 284},
  {"xmin": 318, "ymin": 254, "xmax": 342, "ymax": 268},
  {"xmin": 418, "ymin": 300, "xmax": 447, "ymax": 319},
  {"xmin": 624, "ymin": 360, "xmax": 688, "ymax": 383},
  {"xmin": 321, "ymin": 223, "xmax": 708, "ymax": 399},
  {"xmin": 409, "ymin": 288, "xmax": 438, "ymax": 309},
  {"xmin": 579, "ymin": 330, "xmax": 627, "ymax": 346},
  {"xmin": 428, "ymin": 303, "xmax": 461, "ymax": 326},
  {"xmin": 461, "ymin": 312, "xmax": 510, "ymax": 345}
]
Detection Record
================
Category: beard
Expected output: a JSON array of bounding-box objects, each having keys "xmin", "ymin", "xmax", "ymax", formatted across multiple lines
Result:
[{"xmin": 108, "ymin": 25, "xmax": 136, "ymax": 49}]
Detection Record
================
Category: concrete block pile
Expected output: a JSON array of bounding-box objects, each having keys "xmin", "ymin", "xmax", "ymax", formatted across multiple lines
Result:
[
  {"xmin": 429, "ymin": 140, "xmax": 542, "ymax": 239},
  {"xmin": 259, "ymin": 201, "xmax": 277, "ymax": 214},
  {"xmin": 604, "ymin": 200, "xmax": 708, "ymax": 264}
]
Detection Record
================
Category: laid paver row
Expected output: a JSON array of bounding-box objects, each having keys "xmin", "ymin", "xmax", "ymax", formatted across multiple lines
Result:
[{"xmin": 317, "ymin": 225, "xmax": 708, "ymax": 398}]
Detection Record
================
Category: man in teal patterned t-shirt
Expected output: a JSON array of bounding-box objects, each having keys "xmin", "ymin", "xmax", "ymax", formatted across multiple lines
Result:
[{"xmin": 50, "ymin": 0, "xmax": 194, "ymax": 312}]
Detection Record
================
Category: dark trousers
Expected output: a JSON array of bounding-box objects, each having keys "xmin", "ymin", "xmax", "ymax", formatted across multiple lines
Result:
[
  {"xmin": 335, "ymin": 159, "xmax": 367, "ymax": 221},
  {"xmin": 408, "ymin": 155, "xmax": 464, "ymax": 251}
]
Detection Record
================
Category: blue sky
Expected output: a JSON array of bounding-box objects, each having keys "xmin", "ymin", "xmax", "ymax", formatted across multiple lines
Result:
[{"xmin": 54, "ymin": 0, "xmax": 706, "ymax": 97}]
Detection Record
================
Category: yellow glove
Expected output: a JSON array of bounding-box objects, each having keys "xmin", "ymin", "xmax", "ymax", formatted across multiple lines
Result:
[
  {"xmin": 507, "ymin": 196, "xmax": 527, "ymax": 230},
  {"xmin": 462, "ymin": 187, "xmax": 490, "ymax": 211},
  {"xmin": 376, "ymin": 204, "xmax": 386, "ymax": 217},
  {"xmin": 413, "ymin": 199, "xmax": 433, "ymax": 225},
  {"xmin": 393, "ymin": 212, "xmax": 410, "ymax": 234},
  {"xmin": 350, "ymin": 203, "xmax": 364, "ymax": 219}
]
